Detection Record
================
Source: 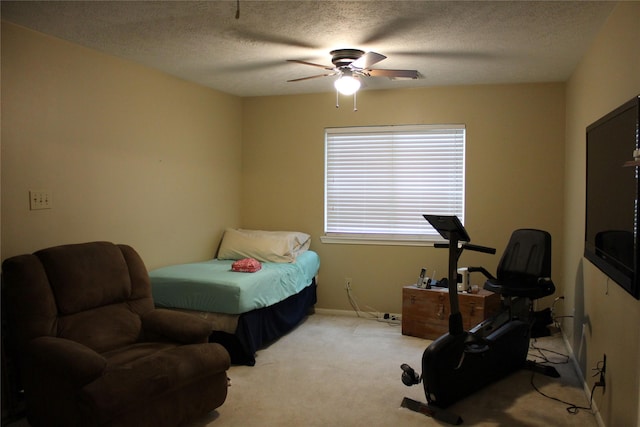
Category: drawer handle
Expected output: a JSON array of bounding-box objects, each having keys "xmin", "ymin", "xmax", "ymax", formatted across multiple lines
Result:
[
  {"xmin": 437, "ymin": 304, "xmax": 445, "ymax": 320},
  {"xmin": 469, "ymin": 302, "xmax": 476, "ymax": 316}
]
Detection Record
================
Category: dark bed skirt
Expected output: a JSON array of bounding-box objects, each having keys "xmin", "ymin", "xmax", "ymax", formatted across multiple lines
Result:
[{"xmin": 210, "ymin": 280, "xmax": 317, "ymax": 366}]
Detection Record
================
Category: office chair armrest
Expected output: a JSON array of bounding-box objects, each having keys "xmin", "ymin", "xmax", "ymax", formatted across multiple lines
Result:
[
  {"xmin": 467, "ymin": 266, "xmax": 496, "ymax": 280},
  {"xmin": 142, "ymin": 309, "xmax": 212, "ymax": 344},
  {"xmin": 26, "ymin": 336, "xmax": 106, "ymax": 387}
]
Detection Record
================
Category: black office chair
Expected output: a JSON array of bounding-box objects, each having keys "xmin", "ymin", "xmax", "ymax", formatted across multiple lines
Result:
[
  {"xmin": 482, "ymin": 229, "xmax": 555, "ymax": 298},
  {"xmin": 469, "ymin": 228, "xmax": 555, "ymax": 331}
]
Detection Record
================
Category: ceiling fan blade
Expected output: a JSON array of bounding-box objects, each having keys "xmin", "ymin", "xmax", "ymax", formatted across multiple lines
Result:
[
  {"xmin": 287, "ymin": 73, "xmax": 336, "ymax": 82},
  {"xmin": 230, "ymin": 29, "xmax": 318, "ymax": 49},
  {"xmin": 361, "ymin": 15, "xmax": 430, "ymax": 45},
  {"xmin": 351, "ymin": 51, "xmax": 386, "ymax": 69},
  {"xmin": 367, "ymin": 69, "xmax": 420, "ymax": 79},
  {"xmin": 287, "ymin": 59, "xmax": 335, "ymax": 71}
]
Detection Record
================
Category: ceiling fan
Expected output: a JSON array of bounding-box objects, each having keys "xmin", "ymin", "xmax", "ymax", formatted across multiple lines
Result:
[{"xmin": 287, "ymin": 48, "xmax": 420, "ymax": 96}]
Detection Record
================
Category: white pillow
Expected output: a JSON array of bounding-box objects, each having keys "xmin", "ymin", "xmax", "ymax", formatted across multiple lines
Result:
[{"xmin": 217, "ymin": 228, "xmax": 311, "ymax": 263}]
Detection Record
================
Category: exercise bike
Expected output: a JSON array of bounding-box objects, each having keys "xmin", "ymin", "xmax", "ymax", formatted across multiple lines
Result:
[{"xmin": 400, "ymin": 215, "xmax": 558, "ymax": 424}]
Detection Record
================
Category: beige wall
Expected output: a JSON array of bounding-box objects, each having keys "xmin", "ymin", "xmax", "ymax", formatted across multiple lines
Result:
[
  {"xmin": 563, "ymin": 3, "xmax": 640, "ymax": 426},
  {"xmin": 241, "ymin": 83, "xmax": 566, "ymax": 315},
  {"xmin": 1, "ymin": 22, "xmax": 243, "ymax": 269}
]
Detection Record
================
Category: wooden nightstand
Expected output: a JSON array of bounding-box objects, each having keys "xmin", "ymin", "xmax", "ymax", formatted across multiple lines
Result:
[{"xmin": 402, "ymin": 285, "xmax": 501, "ymax": 340}]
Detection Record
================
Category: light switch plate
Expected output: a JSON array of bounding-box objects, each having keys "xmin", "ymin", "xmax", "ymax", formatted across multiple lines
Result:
[{"xmin": 29, "ymin": 190, "xmax": 52, "ymax": 210}]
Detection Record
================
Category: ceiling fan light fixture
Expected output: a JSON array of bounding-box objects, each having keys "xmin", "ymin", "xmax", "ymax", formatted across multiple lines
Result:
[
  {"xmin": 287, "ymin": 49, "xmax": 419, "ymax": 109},
  {"xmin": 334, "ymin": 73, "xmax": 361, "ymax": 95}
]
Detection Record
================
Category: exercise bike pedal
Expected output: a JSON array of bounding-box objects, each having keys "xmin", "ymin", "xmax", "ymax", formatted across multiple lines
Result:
[
  {"xmin": 401, "ymin": 397, "xmax": 463, "ymax": 425},
  {"xmin": 400, "ymin": 363, "xmax": 421, "ymax": 386}
]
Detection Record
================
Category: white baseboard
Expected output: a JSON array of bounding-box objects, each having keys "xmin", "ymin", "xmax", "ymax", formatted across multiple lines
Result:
[
  {"xmin": 560, "ymin": 330, "xmax": 605, "ymax": 427},
  {"xmin": 313, "ymin": 308, "xmax": 402, "ymax": 324},
  {"xmin": 313, "ymin": 308, "xmax": 360, "ymax": 317}
]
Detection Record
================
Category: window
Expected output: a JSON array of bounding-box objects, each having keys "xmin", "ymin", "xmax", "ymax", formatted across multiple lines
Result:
[{"xmin": 323, "ymin": 124, "xmax": 465, "ymax": 245}]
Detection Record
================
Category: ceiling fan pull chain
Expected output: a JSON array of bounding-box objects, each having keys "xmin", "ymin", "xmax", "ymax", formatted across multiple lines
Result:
[
  {"xmin": 235, "ymin": 0, "xmax": 240, "ymax": 19},
  {"xmin": 336, "ymin": 89, "xmax": 340, "ymax": 108},
  {"xmin": 353, "ymin": 92, "xmax": 358, "ymax": 112}
]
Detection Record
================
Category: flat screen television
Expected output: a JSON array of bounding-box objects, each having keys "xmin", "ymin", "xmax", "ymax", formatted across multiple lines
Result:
[{"xmin": 584, "ymin": 95, "xmax": 640, "ymax": 299}]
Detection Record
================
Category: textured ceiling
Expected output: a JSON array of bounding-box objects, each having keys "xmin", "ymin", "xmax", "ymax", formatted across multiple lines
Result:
[{"xmin": 1, "ymin": 1, "xmax": 616, "ymax": 97}]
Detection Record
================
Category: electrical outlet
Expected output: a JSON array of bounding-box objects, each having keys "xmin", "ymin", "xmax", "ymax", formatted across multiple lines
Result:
[
  {"xmin": 29, "ymin": 190, "xmax": 52, "ymax": 210},
  {"xmin": 344, "ymin": 277, "xmax": 352, "ymax": 290}
]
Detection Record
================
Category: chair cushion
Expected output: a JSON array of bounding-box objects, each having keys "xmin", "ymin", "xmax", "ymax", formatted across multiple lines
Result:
[
  {"xmin": 484, "ymin": 276, "xmax": 555, "ymax": 300},
  {"xmin": 81, "ymin": 343, "xmax": 230, "ymax": 421},
  {"xmin": 101, "ymin": 342, "xmax": 179, "ymax": 367},
  {"xmin": 57, "ymin": 302, "xmax": 143, "ymax": 353}
]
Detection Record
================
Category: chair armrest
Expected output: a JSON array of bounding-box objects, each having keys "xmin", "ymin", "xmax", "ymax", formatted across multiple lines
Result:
[
  {"xmin": 26, "ymin": 336, "xmax": 106, "ymax": 387},
  {"xmin": 142, "ymin": 309, "xmax": 212, "ymax": 344}
]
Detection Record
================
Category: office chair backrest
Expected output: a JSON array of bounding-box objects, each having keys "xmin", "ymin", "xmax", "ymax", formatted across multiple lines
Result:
[{"xmin": 496, "ymin": 229, "xmax": 551, "ymax": 284}]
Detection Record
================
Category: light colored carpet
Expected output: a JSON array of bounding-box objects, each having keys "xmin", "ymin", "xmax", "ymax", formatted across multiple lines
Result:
[
  {"xmin": 7, "ymin": 313, "xmax": 600, "ymax": 427},
  {"xmin": 191, "ymin": 313, "xmax": 599, "ymax": 427}
]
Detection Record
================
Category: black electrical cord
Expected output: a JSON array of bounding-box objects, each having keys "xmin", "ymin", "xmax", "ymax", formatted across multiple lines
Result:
[
  {"xmin": 529, "ymin": 339, "xmax": 569, "ymax": 365},
  {"xmin": 528, "ymin": 341, "xmax": 602, "ymax": 415},
  {"xmin": 530, "ymin": 371, "xmax": 597, "ymax": 415}
]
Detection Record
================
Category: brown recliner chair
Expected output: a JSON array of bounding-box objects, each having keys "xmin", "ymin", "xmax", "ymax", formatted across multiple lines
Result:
[{"xmin": 2, "ymin": 241, "xmax": 230, "ymax": 427}]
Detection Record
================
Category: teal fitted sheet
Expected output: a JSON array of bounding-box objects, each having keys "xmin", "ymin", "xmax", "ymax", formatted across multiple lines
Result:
[{"xmin": 150, "ymin": 251, "xmax": 320, "ymax": 315}]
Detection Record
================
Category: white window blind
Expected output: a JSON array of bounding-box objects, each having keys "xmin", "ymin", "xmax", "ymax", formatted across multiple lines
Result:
[{"xmin": 324, "ymin": 124, "xmax": 465, "ymax": 244}]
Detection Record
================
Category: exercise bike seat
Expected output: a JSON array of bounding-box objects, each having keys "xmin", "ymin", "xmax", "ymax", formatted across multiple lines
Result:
[
  {"xmin": 479, "ymin": 229, "xmax": 555, "ymax": 300},
  {"xmin": 484, "ymin": 276, "xmax": 555, "ymax": 299}
]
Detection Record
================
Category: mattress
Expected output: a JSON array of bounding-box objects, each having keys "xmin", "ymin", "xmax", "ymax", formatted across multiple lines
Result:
[{"xmin": 150, "ymin": 250, "xmax": 320, "ymax": 314}]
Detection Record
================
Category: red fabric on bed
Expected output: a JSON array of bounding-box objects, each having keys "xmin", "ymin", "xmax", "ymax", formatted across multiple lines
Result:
[{"xmin": 231, "ymin": 258, "xmax": 262, "ymax": 273}]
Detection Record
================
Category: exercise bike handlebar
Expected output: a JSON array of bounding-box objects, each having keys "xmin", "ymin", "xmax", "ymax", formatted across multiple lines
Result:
[
  {"xmin": 433, "ymin": 242, "xmax": 496, "ymax": 255},
  {"xmin": 463, "ymin": 243, "xmax": 496, "ymax": 254}
]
